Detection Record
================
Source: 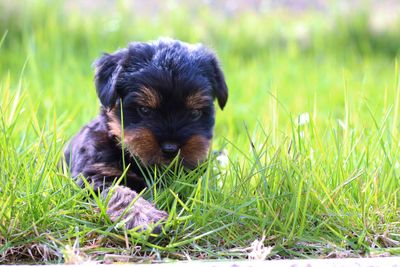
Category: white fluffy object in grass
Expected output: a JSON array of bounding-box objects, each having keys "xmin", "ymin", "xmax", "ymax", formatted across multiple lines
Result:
[
  {"xmin": 247, "ymin": 235, "xmax": 273, "ymax": 260},
  {"xmin": 62, "ymin": 245, "xmax": 90, "ymax": 264}
]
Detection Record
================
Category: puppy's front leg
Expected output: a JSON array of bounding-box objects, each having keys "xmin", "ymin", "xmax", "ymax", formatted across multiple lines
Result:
[
  {"xmin": 80, "ymin": 163, "xmax": 168, "ymax": 231},
  {"xmin": 104, "ymin": 186, "xmax": 168, "ymax": 231}
]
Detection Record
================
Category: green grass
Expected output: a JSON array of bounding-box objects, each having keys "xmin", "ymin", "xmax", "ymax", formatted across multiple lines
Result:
[{"xmin": 1, "ymin": 1, "xmax": 400, "ymax": 263}]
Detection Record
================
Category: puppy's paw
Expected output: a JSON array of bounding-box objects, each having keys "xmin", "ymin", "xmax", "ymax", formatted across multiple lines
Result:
[
  {"xmin": 124, "ymin": 203, "xmax": 168, "ymax": 232},
  {"xmin": 106, "ymin": 186, "xmax": 168, "ymax": 232}
]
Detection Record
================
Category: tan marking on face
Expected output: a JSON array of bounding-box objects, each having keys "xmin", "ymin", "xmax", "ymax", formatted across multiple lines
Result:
[
  {"xmin": 186, "ymin": 91, "xmax": 212, "ymax": 110},
  {"xmin": 124, "ymin": 128, "xmax": 162, "ymax": 165},
  {"xmin": 107, "ymin": 110, "xmax": 122, "ymax": 137},
  {"xmin": 107, "ymin": 111, "xmax": 162, "ymax": 165},
  {"xmin": 181, "ymin": 135, "xmax": 210, "ymax": 168},
  {"xmin": 135, "ymin": 86, "xmax": 160, "ymax": 108}
]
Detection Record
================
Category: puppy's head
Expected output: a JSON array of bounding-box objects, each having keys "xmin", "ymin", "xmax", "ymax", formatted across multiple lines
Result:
[{"xmin": 94, "ymin": 38, "xmax": 228, "ymax": 169}]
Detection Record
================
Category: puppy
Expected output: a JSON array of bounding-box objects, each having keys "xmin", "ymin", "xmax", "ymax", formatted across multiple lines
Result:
[{"xmin": 64, "ymin": 38, "xmax": 228, "ymax": 231}]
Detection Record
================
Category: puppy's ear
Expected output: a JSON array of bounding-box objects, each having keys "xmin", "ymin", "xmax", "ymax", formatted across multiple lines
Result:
[
  {"xmin": 212, "ymin": 57, "xmax": 228, "ymax": 110},
  {"xmin": 93, "ymin": 49, "xmax": 126, "ymax": 108},
  {"xmin": 206, "ymin": 54, "xmax": 228, "ymax": 110}
]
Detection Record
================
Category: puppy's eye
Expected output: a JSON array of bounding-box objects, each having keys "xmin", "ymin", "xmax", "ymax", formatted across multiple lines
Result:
[
  {"xmin": 137, "ymin": 106, "xmax": 152, "ymax": 118},
  {"xmin": 190, "ymin": 109, "xmax": 202, "ymax": 121}
]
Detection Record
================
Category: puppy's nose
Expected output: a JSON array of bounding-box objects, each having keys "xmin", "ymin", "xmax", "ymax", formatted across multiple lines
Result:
[{"xmin": 161, "ymin": 142, "xmax": 179, "ymax": 158}]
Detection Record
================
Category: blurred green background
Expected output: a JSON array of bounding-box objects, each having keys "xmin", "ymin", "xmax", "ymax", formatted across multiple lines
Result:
[{"xmin": 2, "ymin": 0, "xmax": 400, "ymax": 141}]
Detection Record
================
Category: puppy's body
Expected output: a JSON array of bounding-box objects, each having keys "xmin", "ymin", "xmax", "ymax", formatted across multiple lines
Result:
[
  {"xmin": 65, "ymin": 39, "xmax": 227, "ymax": 230},
  {"xmin": 65, "ymin": 111, "xmax": 146, "ymax": 192}
]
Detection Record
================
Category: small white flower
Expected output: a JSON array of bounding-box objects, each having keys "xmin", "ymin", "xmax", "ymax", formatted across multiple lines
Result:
[
  {"xmin": 338, "ymin": 119, "xmax": 347, "ymax": 130},
  {"xmin": 395, "ymin": 162, "xmax": 400, "ymax": 169},
  {"xmin": 214, "ymin": 150, "xmax": 229, "ymax": 188},
  {"xmin": 297, "ymin": 112, "xmax": 310, "ymax": 126},
  {"xmin": 309, "ymin": 148, "xmax": 315, "ymax": 164},
  {"xmin": 216, "ymin": 149, "xmax": 229, "ymax": 168}
]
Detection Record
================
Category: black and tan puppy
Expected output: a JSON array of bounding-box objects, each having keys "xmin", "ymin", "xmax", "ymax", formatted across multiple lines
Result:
[{"xmin": 65, "ymin": 38, "xmax": 228, "ymax": 230}]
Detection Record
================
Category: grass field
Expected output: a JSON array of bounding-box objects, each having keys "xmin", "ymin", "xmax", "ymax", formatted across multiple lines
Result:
[{"xmin": 1, "ymin": 1, "xmax": 400, "ymax": 263}]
